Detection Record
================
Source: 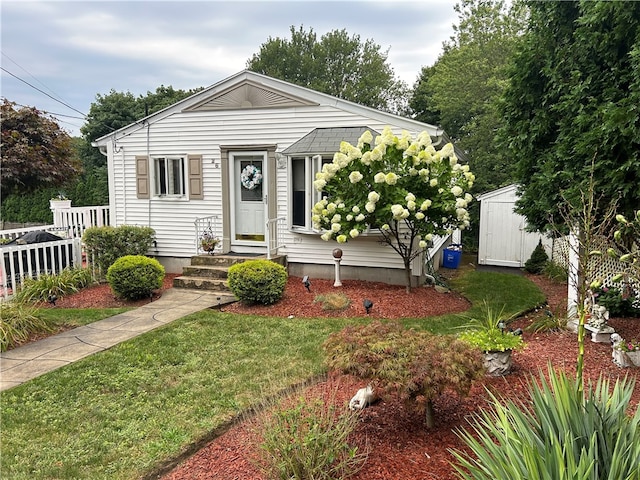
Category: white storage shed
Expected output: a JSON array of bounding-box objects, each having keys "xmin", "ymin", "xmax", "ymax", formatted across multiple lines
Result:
[{"xmin": 477, "ymin": 184, "xmax": 551, "ymax": 267}]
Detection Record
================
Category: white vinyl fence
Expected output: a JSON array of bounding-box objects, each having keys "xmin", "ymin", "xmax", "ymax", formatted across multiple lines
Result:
[
  {"xmin": 1, "ymin": 238, "xmax": 83, "ymax": 299},
  {"xmin": 0, "ymin": 203, "xmax": 110, "ymax": 300}
]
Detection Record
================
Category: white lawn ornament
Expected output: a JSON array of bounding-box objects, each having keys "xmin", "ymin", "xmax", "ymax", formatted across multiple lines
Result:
[
  {"xmin": 349, "ymin": 385, "xmax": 377, "ymax": 410},
  {"xmin": 611, "ymin": 333, "xmax": 623, "ymax": 348}
]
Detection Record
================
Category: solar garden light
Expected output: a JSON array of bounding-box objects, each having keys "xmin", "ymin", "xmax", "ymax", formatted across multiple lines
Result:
[{"xmin": 302, "ymin": 275, "xmax": 311, "ymax": 292}]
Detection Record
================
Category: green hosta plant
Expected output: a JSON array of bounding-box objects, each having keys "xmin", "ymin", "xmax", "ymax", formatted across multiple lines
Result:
[
  {"xmin": 451, "ymin": 367, "xmax": 640, "ymax": 480},
  {"xmin": 312, "ymin": 126, "xmax": 474, "ymax": 292}
]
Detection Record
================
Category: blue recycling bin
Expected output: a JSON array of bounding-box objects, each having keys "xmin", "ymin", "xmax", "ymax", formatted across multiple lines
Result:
[{"xmin": 442, "ymin": 244, "xmax": 462, "ymax": 269}]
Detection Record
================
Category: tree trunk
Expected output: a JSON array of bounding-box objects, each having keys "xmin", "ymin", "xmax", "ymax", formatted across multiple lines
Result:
[
  {"xmin": 404, "ymin": 260, "xmax": 412, "ymax": 294},
  {"xmin": 425, "ymin": 400, "xmax": 435, "ymax": 428}
]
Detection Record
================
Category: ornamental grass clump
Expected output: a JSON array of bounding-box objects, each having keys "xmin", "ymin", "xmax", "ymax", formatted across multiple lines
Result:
[
  {"xmin": 13, "ymin": 267, "xmax": 93, "ymax": 304},
  {"xmin": 256, "ymin": 393, "xmax": 367, "ymax": 480},
  {"xmin": 227, "ymin": 259, "xmax": 287, "ymax": 305},
  {"xmin": 451, "ymin": 367, "xmax": 640, "ymax": 480},
  {"xmin": 0, "ymin": 302, "xmax": 50, "ymax": 352},
  {"xmin": 323, "ymin": 320, "xmax": 483, "ymax": 428},
  {"xmin": 313, "ymin": 292, "xmax": 351, "ymax": 311},
  {"xmin": 106, "ymin": 255, "xmax": 164, "ymax": 300}
]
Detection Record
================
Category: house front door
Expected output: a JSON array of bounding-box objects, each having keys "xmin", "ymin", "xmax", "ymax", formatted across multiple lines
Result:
[{"xmin": 230, "ymin": 153, "xmax": 266, "ymax": 247}]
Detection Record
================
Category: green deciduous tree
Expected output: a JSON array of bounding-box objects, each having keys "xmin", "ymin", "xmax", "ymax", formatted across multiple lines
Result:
[
  {"xmin": 247, "ymin": 25, "xmax": 409, "ymax": 114},
  {"xmin": 411, "ymin": 0, "xmax": 526, "ymax": 196},
  {"xmin": 0, "ymin": 99, "xmax": 81, "ymax": 200},
  {"xmin": 500, "ymin": 0, "xmax": 640, "ymax": 233},
  {"xmin": 311, "ymin": 127, "xmax": 474, "ymax": 292}
]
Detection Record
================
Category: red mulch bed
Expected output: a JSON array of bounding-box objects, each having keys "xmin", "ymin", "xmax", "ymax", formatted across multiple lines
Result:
[
  {"xmin": 158, "ymin": 273, "xmax": 639, "ymax": 480},
  {"xmin": 33, "ymin": 270, "xmax": 640, "ymax": 480}
]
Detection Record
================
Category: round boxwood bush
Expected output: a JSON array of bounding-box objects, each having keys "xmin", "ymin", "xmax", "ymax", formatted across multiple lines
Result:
[
  {"xmin": 227, "ymin": 259, "xmax": 287, "ymax": 305},
  {"xmin": 106, "ymin": 255, "xmax": 165, "ymax": 300}
]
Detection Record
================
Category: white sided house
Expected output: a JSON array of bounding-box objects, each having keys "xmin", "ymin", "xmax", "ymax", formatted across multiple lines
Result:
[{"xmin": 93, "ymin": 70, "xmax": 457, "ymax": 285}]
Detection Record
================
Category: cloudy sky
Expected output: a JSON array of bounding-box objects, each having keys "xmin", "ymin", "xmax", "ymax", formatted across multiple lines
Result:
[{"xmin": 1, "ymin": 0, "xmax": 459, "ymax": 136}]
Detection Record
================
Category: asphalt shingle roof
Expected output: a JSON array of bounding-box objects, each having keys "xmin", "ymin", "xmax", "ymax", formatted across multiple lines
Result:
[{"xmin": 282, "ymin": 126, "xmax": 380, "ymax": 156}]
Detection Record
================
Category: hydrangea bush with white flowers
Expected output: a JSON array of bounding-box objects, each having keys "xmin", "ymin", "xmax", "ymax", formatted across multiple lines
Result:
[{"xmin": 312, "ymin": 126, "xmax": 475, "ymax": 291}]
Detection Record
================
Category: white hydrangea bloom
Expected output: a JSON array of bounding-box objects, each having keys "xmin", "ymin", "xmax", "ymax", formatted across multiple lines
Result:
[
  {"xmin": 365, "ymin": 202, "xmax": 376, "ymax": 213},
  {"xmin": 349, "ymin": 171, "xmax": 363, "ymax": 183},
  {"xmin": 415, "ymin": 212, "xmax": 425, "ymax": 220},
  {"xmin": 440, "ymin": 143, "xmax": 454, "ymax": 158},
  {"xmin": 420, "ymin": 199, "xmax": 432, "ymax": 210},
  {"xmin": 349, "ymin": 229, "xmax": 359, "ymax": 238},
  {"xmin": 313, "ymin": 179, "xmax": 326, "ymax": 191},
  {"xmin": 331, "ymin": 223, "xmax": 341, "ymax": 233},
  {"xmin": 419, "ymin": 240, "xmax": 427, "ymax": 249},
  {"xmin": 451, "ymin": 186, "xmax": 463, "ymax": 197},
  {"xmin": 385, "ymin": 172, "xmax": 398, "ymax": 185},
  {"xmin": 355, "ymin": 213, "xmax": 365, "ymax": 222},
  {"xmin": 430, "ymin": 179, "xmax": 438, "ymax": 187},
  {"xmin": 368, "ymin": 191, "xmax": 380, "ymax": 203},
  {"xmin": 337, "ymin": 234, "xmax": 347, "ymax": 243},
  {"xmin": 374, "ymin": 172, "xmax": 386, "ymax": 183}
]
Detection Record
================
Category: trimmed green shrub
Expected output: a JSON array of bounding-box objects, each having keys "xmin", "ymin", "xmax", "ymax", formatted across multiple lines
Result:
[
  {"xmin": 523, "ymin": 239, "xmax": 548, "ymax": 274},
  {"xmin": 257, "ymin": 393, "xmax": 367, "ymax": 480},
  {"xmin": 0, "ymin": 302, "xmax": 50, "ymax": 352},
  {"xmin": 106, "ymin": 255, "xmax": 164, "ymax": 300},
  {"xmin": 451, "ymin": 367, "xmax": 640, "ymax": 480},
  {"xmin": 323, "ymin": 320, "xmax": 483, "ymax": 428},
  {"xmin": 227, "ymin": 260, "xmax": 287, "ymax": 305},
  {"xmin": 83, "ymin": 225, "xmax": 155, "ymax": 275},
  {"xmin": 14, "ymin": 267, "xmax": 93, "ymax": 304}
]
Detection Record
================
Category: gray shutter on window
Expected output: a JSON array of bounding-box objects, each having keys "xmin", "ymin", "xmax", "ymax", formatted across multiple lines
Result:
[
  {"xmin": 135, "ymin": 156, "xmax": 150, "ymax": 199},
  {"xmin": 188, "ymin": 154, "xmax": 203, "ymax": 200}
]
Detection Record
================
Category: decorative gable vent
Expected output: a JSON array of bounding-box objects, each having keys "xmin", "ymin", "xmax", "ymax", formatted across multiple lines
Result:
[{"xmin": 184, "ymin": 80, "xmax": 317, "ymax": 112}]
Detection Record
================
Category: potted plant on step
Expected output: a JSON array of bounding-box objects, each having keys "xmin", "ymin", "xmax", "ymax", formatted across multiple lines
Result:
[
  {"xmin": 458, "ymin": 303, "xmax": 525, "ymax": 376},
  {"xmin": 200, "ymin": 231, "xmax": 220, "ymax": 255}
]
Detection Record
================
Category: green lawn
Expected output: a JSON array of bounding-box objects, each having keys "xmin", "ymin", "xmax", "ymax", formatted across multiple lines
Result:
[{"xmin": 0, "ymin": 270, "xmax": 545, "ymax": 480}]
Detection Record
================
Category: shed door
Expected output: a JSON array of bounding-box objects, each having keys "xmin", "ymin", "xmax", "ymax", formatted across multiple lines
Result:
[{"xmin": 480, "ymin": 200, "xmax": 527, "ymax": 267}]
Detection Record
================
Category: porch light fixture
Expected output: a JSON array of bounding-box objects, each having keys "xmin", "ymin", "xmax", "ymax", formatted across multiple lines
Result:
[
  {"xmin": 302, "ymin": 276, "xmax": 311, "ymax": 292},
  {"xmin": 363, "ymin": 299, "xmax": 373, "ymax": 314}
]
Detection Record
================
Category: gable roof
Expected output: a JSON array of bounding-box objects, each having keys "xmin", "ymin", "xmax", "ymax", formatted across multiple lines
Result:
[
  {"xmin": 93, "ymin": 70, "xmax": 444, "ymax": 146},
  {"xmin": 282, "ymin": 127, "xmax": 380, "ymax": 156}
]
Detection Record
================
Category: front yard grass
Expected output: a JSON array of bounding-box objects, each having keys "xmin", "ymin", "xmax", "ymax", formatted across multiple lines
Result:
[{"xmin": 0, "ymin": 271, "xmax": 545, "ymax": 480}]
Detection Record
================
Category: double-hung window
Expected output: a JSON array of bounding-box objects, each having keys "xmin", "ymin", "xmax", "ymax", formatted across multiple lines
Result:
[
  {"xmin": 153, "ymin": 156, "xmax": 185, "ymax": 197},
  {"xmin": 291, "ymin": 155, "xmax": 330, "ymax": 230}
]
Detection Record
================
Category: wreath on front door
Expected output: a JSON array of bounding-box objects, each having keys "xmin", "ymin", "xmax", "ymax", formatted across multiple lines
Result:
[{"xmin": 240, "ymin": 164, "xmax": 263, "ymax": 190}]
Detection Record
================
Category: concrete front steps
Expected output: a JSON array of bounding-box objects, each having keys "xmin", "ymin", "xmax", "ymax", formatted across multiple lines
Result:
[{"xmin": 172, "ymin": 254, "xmax": 287, "ymax": 294}]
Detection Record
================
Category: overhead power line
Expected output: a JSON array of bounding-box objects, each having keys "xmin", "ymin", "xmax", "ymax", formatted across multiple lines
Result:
[{"xmin": 1, "ymin": 66, "xmax": 87, "ymax": 118}]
